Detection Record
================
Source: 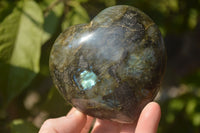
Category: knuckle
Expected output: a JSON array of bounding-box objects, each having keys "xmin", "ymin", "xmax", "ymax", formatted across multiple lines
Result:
[{"xmin": 42, "ymin": 119, "xmax": 55, "ymax": 128}]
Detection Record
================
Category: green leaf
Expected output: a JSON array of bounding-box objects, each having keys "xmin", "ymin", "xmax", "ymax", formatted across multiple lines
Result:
[
  {"xmin": 42, "ymin": 87, "xmax": 71, "ymax": 117},
  {"xmin": 62, "ymin": 1, "xmax": 89, "ymax": 30},
  {"xmin": 40, "ymin": 0, "xmax": 64, "ymax": 43},
  {"xmin": 75, "ymin": 0, "xmax": 89, "ymax": 3},
  {"xmin": 10, "ymin": 119, "xmax": 39, "ymax": 133},
  {"xmin": 0, "ymin": 0, "xmax": 43, "ymax": 106},
  {"xmin": 188, "ymin": 9, "xmax": 198, "ymax": 29},
  {"xmin": 0, "ymin": 0, "xmax": 16, "ymax": 22},
  {"xmin": 99, "ymin": 0, "xmax": 116, "ymax": 6}
]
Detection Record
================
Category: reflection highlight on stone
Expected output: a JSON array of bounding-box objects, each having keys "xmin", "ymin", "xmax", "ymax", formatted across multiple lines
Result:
[{"xmin": 79, "ymin": 33, "xmax": 94, "ymax": 43}]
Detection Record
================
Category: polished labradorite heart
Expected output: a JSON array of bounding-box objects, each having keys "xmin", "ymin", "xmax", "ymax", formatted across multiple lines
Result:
[{"xmin": 49, "ymin": 5, "xmax": 166, "ymax": 123}]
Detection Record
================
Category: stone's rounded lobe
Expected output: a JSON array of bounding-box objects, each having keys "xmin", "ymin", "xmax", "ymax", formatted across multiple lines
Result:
[{"xmin": 49, "ymin": 5, "xmax": 166, "ymax": 123}]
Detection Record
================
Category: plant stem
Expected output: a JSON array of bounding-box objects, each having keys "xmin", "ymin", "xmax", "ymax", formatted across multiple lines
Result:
[{"xmin": 43, "ymin": 0, "xmax": 62, "ymax": 17}]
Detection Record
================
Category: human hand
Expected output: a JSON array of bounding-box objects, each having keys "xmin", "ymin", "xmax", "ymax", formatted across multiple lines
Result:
[{"xmin": 39, "ymin": 102, "xmax": 161, "ymax": 133}]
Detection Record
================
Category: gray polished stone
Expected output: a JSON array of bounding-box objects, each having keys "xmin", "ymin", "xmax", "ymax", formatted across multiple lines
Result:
[{"xmin": 49, "ymin": 5, "xmax": 166, "ymax": 123}]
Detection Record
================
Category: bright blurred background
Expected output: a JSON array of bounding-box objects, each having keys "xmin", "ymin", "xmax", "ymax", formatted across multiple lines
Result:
[{"xmin": 0, "ymin": 0, "xmax": 200, "ymax": 132}]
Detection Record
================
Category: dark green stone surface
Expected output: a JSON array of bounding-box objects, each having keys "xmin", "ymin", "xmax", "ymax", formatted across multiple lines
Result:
[{"xmin": 49, "ymin": 5, "xmax": 166, "ymax": 123}]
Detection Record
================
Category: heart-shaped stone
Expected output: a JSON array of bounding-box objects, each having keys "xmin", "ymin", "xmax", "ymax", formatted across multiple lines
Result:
[{"xmin": 49, "ymin": 5, "xmax": 166, "ymax": 123}]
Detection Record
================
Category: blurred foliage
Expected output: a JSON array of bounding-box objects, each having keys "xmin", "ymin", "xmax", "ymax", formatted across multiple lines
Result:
[
  {"xmin": 0, "ymin": 0, "xmax": 199, "ymax": 132},
  {"xmin": 0, "ymin": 0, "xmax": 43, "ymax": 107},
  {"xmin": 159, "ymin": 89, "xmax": 200, "ymax": 133},
  {"xmin": 10, "ymin": 119, "xmax": 39, "ymax": 133}
]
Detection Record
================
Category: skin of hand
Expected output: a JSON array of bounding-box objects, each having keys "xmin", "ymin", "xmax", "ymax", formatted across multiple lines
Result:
[{"xmin": 39, "ymin": 102, "xmax": 161, "ymax": 133}]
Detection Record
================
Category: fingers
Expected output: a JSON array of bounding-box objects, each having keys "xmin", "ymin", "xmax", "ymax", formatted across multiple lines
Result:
[
  {"xmin": 91, "ymin": 118, "xmax": 137, "ymax": 133},
  {"xmin": 119, "ymin": 123, "xmax": 136, "ymax": 133},
  {"xmin": 39, "ymin": 108, "xmax": 87, "ymax": 133},
  {"xmin": 81, "ymin": 116, "xmax": 94, "ymax": 133},
  {"xmin": 39, "ymin": 102, "xmax": 161, "ymax": 133},
  {"xmin": 91, "ymin": 119, "xmax": 121, "ymax": 133},
  {"xmin": 135, "ymin": 102, "xmax": 161, "ymax": 133}
]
